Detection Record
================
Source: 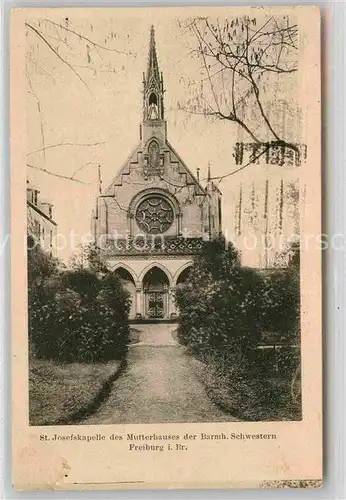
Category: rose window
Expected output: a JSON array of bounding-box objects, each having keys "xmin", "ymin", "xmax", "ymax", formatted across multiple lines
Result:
[{"xmin": 135, "ymin": 196, "xmax": 174, "ymax": 234}]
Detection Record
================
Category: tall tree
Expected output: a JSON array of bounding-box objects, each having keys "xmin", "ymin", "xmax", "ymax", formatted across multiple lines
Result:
[{"xmin": 180, "ymin": 15, "xmax": 305, "ymax": 177}]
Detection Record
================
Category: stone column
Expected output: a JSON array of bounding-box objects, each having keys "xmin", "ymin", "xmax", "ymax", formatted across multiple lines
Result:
[
  {"xmin": 169, "ymin": 287, "xmax": 177, "ymax": 319},
  {"xmin": 135, "ymin": 285, "xmax": 143, "ymax": 320},
  {"xmin": 177, "ymin": 213, "xmax": 182, "ymax": 235},
  {"xmin": 128, "ymin": 214, "xmax": 134, "ymax": 237}
]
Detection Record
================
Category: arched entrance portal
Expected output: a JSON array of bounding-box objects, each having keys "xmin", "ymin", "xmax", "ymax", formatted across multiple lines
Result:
[{"xmin": 143, "ymin": 267, "xmax": 170, "ymax": 319}]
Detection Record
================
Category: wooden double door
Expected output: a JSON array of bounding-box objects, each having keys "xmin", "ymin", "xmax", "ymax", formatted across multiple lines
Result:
[
  {"xmin": 143, "ymin": 266, "xmax": 170, "ymax": 319},
  {"xmin": 145, "ymin": 290, "xmax": 167, "ymax": 319}
]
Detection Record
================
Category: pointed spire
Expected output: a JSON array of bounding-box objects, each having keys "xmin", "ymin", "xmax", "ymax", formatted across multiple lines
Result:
[
  {"xmin": 143, "ymin": 25, "xmax": 164, "ymax": 123},
  {"xmin": 207, "ymin": 162, "xmax": 211, "ymax": 182},
  {"xmin": 146, "ymin": 25, "xmax": 160, "ymax": 83}
]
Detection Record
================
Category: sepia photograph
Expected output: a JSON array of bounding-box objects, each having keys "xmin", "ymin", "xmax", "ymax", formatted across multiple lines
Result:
[
  {"xmin": 25, "ymin": 10, "xmax": 305, "ymax": 428},
  {"xmin": 9, "ymin": 5, "xmax": 323, "ymax": 489}
]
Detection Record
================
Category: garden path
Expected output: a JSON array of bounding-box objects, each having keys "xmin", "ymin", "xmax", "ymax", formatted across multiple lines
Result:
[{"xmin": 82, "ymin": 323, "xmax": 238, "ymax": 424}]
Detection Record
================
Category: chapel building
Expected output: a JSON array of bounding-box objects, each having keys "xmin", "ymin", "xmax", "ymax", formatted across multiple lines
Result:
[{"xmin": 91, "ymin": 27, "xmax": 222, "ymax": 320}]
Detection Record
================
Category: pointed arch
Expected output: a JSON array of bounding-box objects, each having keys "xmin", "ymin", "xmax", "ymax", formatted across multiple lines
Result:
[
  {"xmin": 109, "ymin": 262, "xmax": 137, "ymax": 283},
  {"xmin": 148, "ymin": 91, "xmax": 158, "ymax": 106},
  {"xmin": 174, "ymin": 261, "xmax": 194, "ymax": 286},
  {"xmin": 139, "ymin": 262, "xmax": 173, "ymax": 287},
  {"xmin": 148, "ymin": 139, "xmax": 160, "ymax": 167},
  {"xmin": 147, "ymin": 137, "xmax": 160, "ymax": 150}
]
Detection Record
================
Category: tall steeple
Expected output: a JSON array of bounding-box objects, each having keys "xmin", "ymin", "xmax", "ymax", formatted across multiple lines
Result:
[
  {"xmin": 141, "ymin": 26, "xmax": 166, "ymax": 144},
  {"xmin": 139, "ymin": 26, "xmax": 167, "ymax": 177},
  {"xmin": 146, "ymin": 25, "xmax": 160, "ymax": 89}
]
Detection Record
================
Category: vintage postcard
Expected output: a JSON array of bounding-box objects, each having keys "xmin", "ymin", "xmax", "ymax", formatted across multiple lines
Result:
[{"xmin": 11, "ymin": 6, "xmax": 322, "ymax": 490}]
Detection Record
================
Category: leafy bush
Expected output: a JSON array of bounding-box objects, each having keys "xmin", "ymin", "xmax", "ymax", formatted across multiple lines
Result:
[
  {"xmin": 260, "ymin": 270, "xmax": 300, "ymax": 343},
  {"xmin": 28, "ymin": 238, "xmax": 131, "ymax": 362},
  {"xmin": 175, "ymin": 237, "xmax": 265, "ymax": 352},
  {"xmin": 175, "ymin": 236, "xmax": 301, "ymax": 420}
]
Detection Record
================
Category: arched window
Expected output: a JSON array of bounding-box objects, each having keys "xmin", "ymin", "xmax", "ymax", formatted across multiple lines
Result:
[
  {"xmin": 148, "ymin": 140, "xmax": 160, "ymax": 169},
  {"xmin": 149, "ymin": 92, "xmax": 158, "ymax": 106},
  {"xmin": 114, "ymin": 267, "xmax": 136, "ymax": 284},
  {"xmin": 143, "ymin": 266, "xmax": 169, "ymax": 292},
  {"xmin": 148, "ymin": 92, "xmax": 159, "ymax": 119}
]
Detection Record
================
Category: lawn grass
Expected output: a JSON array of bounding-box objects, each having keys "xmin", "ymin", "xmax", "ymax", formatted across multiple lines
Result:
[
  {"xmin": 189, "ymin": 355, "xmax": 301, "ymax": 421},
  {"xmin": 29, "ymin": 358, "xmax": 121, "ymax": 426}
]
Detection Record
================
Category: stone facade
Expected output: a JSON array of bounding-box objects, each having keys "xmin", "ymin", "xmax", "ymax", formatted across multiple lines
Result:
[{"xmin": 91, "ymin": 27, "xmax": 222, "ymax": 320}]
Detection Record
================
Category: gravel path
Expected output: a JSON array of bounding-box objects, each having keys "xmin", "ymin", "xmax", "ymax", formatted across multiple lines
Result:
[{"xmin": 83, "ymin": 323, "xmax": 238, "ymax": 424}]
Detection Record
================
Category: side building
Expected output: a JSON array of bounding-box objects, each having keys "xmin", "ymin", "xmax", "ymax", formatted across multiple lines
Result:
[{"xmin": 27, "ymin": 180, "xmax": 58, "ymax": 257}]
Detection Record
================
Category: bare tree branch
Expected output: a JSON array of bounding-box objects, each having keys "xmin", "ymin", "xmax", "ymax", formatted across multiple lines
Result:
[
  {"xmin": 181, "ymin": 14, "xmax": 301, "ymax": 158},
  {"xmin": 27, "ymin": 163, "xmax": 88, "ymax": 184},
  {"xmin": 71, "ymin": 161, "xmax": 98, "ymax": 179},
  {"xmin": 244, "ymin": 22, "xmax": 281, "ymax": 142},
  {"xmin": 25, "ymin": 20, "xmax": 129, "ymax": 193},
  {"xmin": 43, "ymin": 19, "xmax": 130, "ymax": 55},
  {"xmin": 26, "ymin": 71, "xmax": 47, "ymax": 164},
  {"xmin": 207, "ymin": 144, "xmax": 272, "ymax": 182},
  {"xmin": 26, "ymin": 55, "xmax": 57, "ymax": 82},
  {"xmin": 27, "ymin": 141, "xmax": 106, "ymax": 156},
  {"xmin": 26, "ymin": 22, "xmax": 91, "ymax": 92},
  {"xmin": 98, "ymin": 194, "xmax": 128, "ymax": 213}
]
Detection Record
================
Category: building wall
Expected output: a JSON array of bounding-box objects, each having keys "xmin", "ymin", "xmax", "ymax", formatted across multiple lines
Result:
[
  {"xmin": 93, "ymin": 142, "xmax": 221, "ymax": 242},
  {"xmin": 27, "ymin": 204, "xmax": 58, "ymax": 257},
  {"xmin": 91, "ymin": 134, "xmax": 223, "ymax": 320},
  {"xmin": 27, "ymin": 183, "xmax": 58, "ymax": 257},
  {"xmin": 106, "ymin": 257, "xmax": 193, "ymax": 320},
  {"xmin": 107, "ymin": 257, "xmax": 193, "ymax": 286}
]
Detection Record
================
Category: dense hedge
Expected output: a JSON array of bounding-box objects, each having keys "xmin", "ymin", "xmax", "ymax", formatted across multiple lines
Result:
[
  {"xmin": 175, "ymin": 238, "xmax": 265, "ymax": 351},
  {"xmin": 175, "ymin": 236, "xmax": 301, "ymax": 420},
  {"xmin": 176, "ymin": 237, "xmax": 300, "ymax": 349},
  {"xmin": 28, "ymin": 237, "xmax": 130, "ymax": 362}
]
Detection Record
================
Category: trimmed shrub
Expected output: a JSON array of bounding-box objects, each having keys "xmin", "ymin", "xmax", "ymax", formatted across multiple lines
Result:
[
  {"xmin": 175, "ymin": 237, "xmax": 265, "ymax": 352},
  {"xmin": 28, "ymin": 238, "xmax": 130, "ymax": 363}
]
